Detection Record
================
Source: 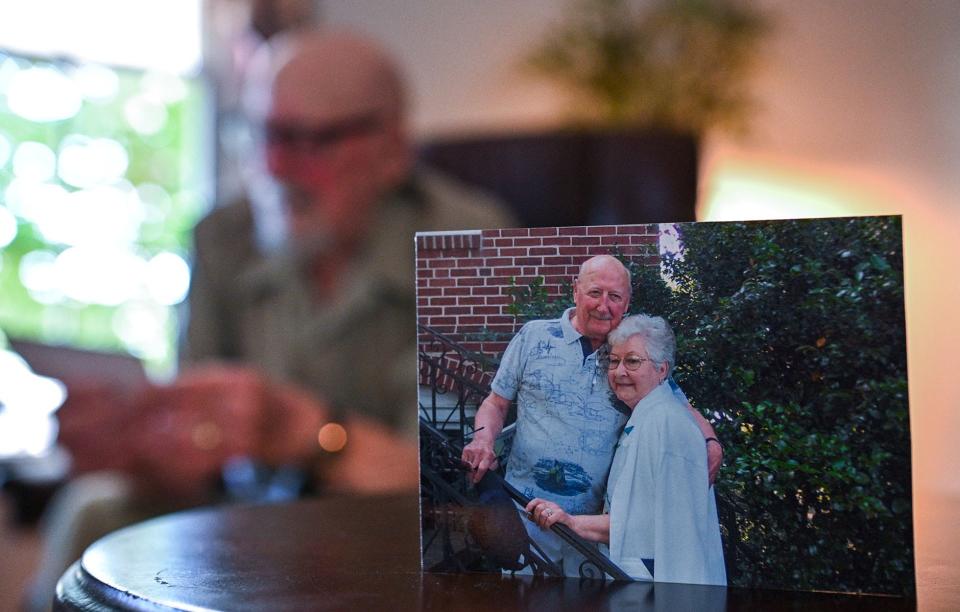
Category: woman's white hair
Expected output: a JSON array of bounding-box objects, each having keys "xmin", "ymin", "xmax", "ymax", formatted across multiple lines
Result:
[{"xmin": 607, "ymin": 314, "xmax": 675, "ymax": 375}]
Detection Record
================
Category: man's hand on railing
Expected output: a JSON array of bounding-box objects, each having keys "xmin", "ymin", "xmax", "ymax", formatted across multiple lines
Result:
[
  {"xmin": 461, "ymin": 391, "xmax": 511, "ymax": 483},
  {"xmin": 461, "ymin": 437, "xmax": 498, "ymax": 485}
]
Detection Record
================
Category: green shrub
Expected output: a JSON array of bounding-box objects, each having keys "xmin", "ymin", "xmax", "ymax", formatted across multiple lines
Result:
[{"xmin": 667, "ymin": 217, "xmax": 911, "ymax": 594}]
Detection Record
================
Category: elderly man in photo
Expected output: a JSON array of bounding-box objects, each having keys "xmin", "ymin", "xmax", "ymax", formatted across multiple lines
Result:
[{"xmin": 461, "ymin": 255, "xmax": 721, "ymax": 576}]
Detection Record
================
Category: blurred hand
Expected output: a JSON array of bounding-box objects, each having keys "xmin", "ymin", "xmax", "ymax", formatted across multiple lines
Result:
[
  {"xmin": 57, "ymin": 384, "xmax": 138, "ymax": 474},
  {"xmin": 320, "ymin": 415, "xmax": 419, "ymax": 494},
  {"xmin": 129, "ymin": 367, "xmax": 266, "ymax": 499},
  {"xmin": 58, "ymin": 363, "xmax": 426, "ymax": 500},
  {"xmin": 260, "ymin": 379, "xmax": 327, "ymax": 465},
  {"xmin": 129, "ymin": 365, "xmax": 328, "ymax": 499}
]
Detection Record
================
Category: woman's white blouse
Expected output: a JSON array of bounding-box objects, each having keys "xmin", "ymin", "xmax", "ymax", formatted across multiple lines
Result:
[{"xmin": 603, "ymin": 382, "xmax": 727, "ymax": 585}]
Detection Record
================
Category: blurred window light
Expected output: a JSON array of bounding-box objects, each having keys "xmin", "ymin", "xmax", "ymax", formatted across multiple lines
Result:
[
  {"xmin": 55, "ymin": 246, "xmax": 147, "ymax": 306},
  {"xmin": 136, "ymin": 183, "xmax": 173, "ymax": 223},
  {"xmin": 12, "ymin": 141, "xmax": 57, "ymax": 182},
  {"xmin": 0, "ymin": 132, "xmax": 11, "ymax": 168},
  {"xmin": 18, "ymin": 249, "xmax": 63, "ymax": 304},
  {"xmin": 57, "ymin": 136, "xmax": 130, "ymax": 188},
  {"xmin": 6, "ymin": 65, "xmax": 83, "ymax": 123},
  {"xmin": 0, "ymin": 349, "xmax": 66, "ymax": 458},
  {"xmin": 146, "ymin": 252, "xmax": 191, "ymax": 306},
  {"xmin": 71, "ymin": 63, "xmax": 120, "ymax": 102},
  {"xmin": 0, "ymin": 38, "xmax": 208, "ymax": 379},
  {"xmin": 0, "ymin": 350, "xmax": 67, "ymax": 414},
  {"xmin": 0, "ymin": 0, "xmax": 202, "ymax": 75},
  {"xmin": 4, "ymin": 180, "xmax": 69, "ymax": 225},
  {"xmin": 112, "ymin": 302, "xmax": 171, "ymax": 361},
  {"xmin": 0, "ymin": 412, "xmax": 59, "ymax": 458},
  {"xmin": 0, "ymin": 206, "xmax": 17, "ymax": 249},
  {"xmin": 31, "ymin": 184, "xmax": 143, "ymax": 248},
  {"xmin": 141, "ymin": 72, "xmax": 189, "ymax": 105},
  {"xmin": 38, "ymin": 308, "xmax": 81, "ymax": 346},
  {"xmin": 124, "ymin": 94, "xmax": 169, "ymax": 135},
  {"xmin": 0, "ymin": 55, "xmax": 21, "ymax": 91}
]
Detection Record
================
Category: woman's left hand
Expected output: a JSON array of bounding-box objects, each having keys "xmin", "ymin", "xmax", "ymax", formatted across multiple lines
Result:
[{"xmin": 524, "ymin": 498, "xmax": 569, "ymax": 530}]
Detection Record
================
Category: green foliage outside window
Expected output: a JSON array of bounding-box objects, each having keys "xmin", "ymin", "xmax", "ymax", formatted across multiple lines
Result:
[
  {"xmin": 0, "ymin": 54, "xmax": 207, "ymax": 376},
  {"xmin": 506, "ymin": 217, "xmax": 912, "ymax": 595}
]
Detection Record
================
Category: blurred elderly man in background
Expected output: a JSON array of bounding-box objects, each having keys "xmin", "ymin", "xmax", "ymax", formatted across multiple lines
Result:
[
  {"xmin": 28, "ymin": 27, "xmax": 513, "ymax": 611},
  {"xmin": 186, "ymin": 29, "xmax": 513, "ymax": 463}
]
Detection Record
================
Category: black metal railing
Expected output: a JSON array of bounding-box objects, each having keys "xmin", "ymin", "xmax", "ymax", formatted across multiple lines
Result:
[
  {"xmin": 419, "ymin": 418, "xmax": 630, "ymax": 580},
  {"xmin": 417, "ymin": 324, "xmax": 499, "ymax": 440},
  {"xmin": 419, "ymin": 418, "xmax": 561, "ymax": 575},
  {"xmin": 417, "ymin": 325, "xmax": 629, "ymax": 580}
]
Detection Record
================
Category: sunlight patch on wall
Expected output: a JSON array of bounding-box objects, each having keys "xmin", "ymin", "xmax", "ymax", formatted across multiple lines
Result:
[{"xmin": 699, "ymin": 158, "xmax": 894, "ymax": 222}]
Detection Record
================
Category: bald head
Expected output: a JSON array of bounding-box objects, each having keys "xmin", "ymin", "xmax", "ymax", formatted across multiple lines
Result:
[
  {"xmin": 578, "ymin": 255, "xmax": 630, "ymax": 289},
  {"xmin": 266, "ymin": 29, "xmax": 405, "ymax": 125},
  {"xmin": 572, "ymin": 255, "xmax": 632, "ymax": 349},
  {"xmin": 243, "ymin": 28, "xmax": 414, "ymax": 255}
]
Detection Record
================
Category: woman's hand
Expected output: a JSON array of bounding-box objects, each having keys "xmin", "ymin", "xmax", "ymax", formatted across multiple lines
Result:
[
  {"xmin": 525, "ymin": 498, "xmax": 611, "ymax": 543},
  {"xmin": 525, "ymin": 498, "xmax": 571, "ymax": 530}
]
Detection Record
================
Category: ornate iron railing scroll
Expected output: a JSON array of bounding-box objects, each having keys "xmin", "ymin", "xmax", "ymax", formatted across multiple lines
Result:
[{"xmin": 417, "ymin": 324, "xmax": 500, "ymax": 439}]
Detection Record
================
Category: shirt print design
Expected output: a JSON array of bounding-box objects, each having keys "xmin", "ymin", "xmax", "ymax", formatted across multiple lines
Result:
[{"xmin": 532, "ymin": 458, "xmax": 593, "ymax": 496}]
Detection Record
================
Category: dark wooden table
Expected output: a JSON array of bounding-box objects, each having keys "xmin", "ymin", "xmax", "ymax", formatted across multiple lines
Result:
[{"xmin": 53, "ymin": 493, "xmax": 930, "ymax": 611}]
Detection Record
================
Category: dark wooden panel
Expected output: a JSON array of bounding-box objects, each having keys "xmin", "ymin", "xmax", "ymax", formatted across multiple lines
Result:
[{"xmin": 418, "ymin": 129, "xmax": 698, "ymax": 228}]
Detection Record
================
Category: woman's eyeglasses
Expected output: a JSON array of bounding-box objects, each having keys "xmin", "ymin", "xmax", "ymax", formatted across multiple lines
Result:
[{"xmin": 602, "ymin": 353, "xmax": 651, "ymax": 371}]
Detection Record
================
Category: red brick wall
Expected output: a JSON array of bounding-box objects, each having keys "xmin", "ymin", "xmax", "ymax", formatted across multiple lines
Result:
[{"xmin": 416, "ymin": 225, "xmax": 662, "ymax": 358}]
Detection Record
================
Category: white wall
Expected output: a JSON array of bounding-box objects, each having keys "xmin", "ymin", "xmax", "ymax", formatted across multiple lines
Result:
[{"xmin": 321, "ymin": 0, "xmax": 567, "ymax": 136}]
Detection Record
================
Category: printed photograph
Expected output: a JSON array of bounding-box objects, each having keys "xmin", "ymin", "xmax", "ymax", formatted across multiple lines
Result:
[{"xmin": 416, "ymin": 216, "xmax": 913, "ymax": 596}]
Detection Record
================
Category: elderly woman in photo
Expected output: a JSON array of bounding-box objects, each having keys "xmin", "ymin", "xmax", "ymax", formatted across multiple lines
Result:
[{"xmin": 526, "ymin": 314, "xmax": 726, "ymax": 585}]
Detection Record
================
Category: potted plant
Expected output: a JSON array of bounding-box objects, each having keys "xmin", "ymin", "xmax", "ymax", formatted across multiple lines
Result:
[
  {"xmin": 421, "ymin": 0, "xmax": 769, "ymax": 225},
  {"xmin": 525, "ymin": 0, "xmax": 770, "ymax": 136}
]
